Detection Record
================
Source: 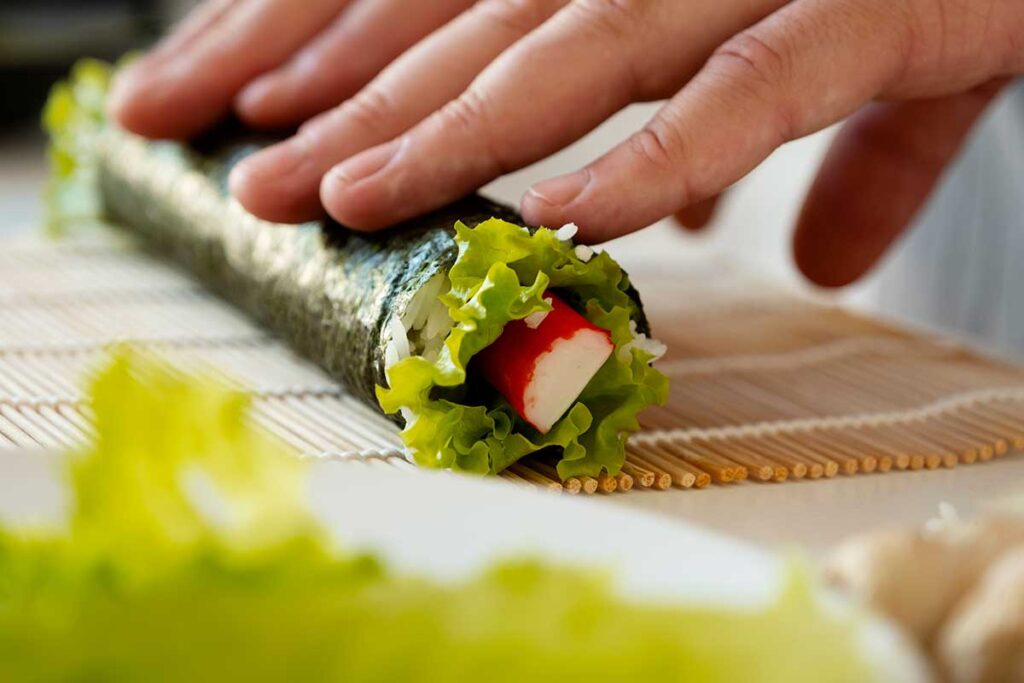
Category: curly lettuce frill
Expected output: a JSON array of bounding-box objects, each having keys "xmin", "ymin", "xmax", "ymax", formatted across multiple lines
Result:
[
  {"xmin": 376, "ymin": 219, "xmax": 668, "ymax": 479},
  {"xmin": 41, "ymin": 58, "xmax": 112, "ymax": 235}
]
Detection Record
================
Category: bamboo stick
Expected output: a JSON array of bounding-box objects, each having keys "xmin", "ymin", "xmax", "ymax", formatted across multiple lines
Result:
[
  {"xmin": 692, "ymin": 436, "xmax": 775, "ymax": 482},
  {"xmin": 796, "ymin": 430, "xmax": 859, "ymax": 476},
  {"xmin": 526, "ymin": 460, "xmax": 579, "ymax": 494},
  {"xmin": 630, "ymin": 447, "xmax": 697, "ymax": 489},
  {"xmin": 621, "ymin": 461, "xmax": 656, "ymax": 489},
  {"xmin": 655, "ymin": 439, "xmax": 741, "ymax": 484},
  {"xmin": 596, "ymin": 472, "xmax": 618, "ymax": 494},
  {"xmin": 509, "ymin": 464, "xmax": 563, "ymax": 493},
  {"xmin": 634, "ymin": 444, "xmax": 706, "ymax": 488},
  {"xmin": 739, "ymin": 433, "xmax": 806, "ymax": 479},
  {"xmin": 626, "ymin": 453, "xmax": 676, "ymax": 489},
  {"xmin": 775, "ymin": 438, "xmax": 827, "ymax": 478}
]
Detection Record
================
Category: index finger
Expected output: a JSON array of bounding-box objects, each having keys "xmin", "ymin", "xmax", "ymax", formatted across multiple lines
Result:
[{"xmin": 521, "ymin": 0, "xmax": 915, "ymax": 241}]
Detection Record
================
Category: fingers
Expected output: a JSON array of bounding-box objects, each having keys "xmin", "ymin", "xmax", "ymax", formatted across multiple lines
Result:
[
  {"xmin": 110, "ymin": 0, "xmax": 350, "ymax": 140},
  {"xmin": 143, "ymin": 0, "xmax": 241, "ymax": 65},
  {"xmin": 674, "ymin": 194, "xmax": 722, "ymax": 231},
  {"xmin": 320, "ymin": 0, "xmax": 787, "ymax": 230},
  {"xmin": 521, "ymin": 0, "xmax": 915, "ymax": 242},
  {"xmin": 793, "ymin": 81, "xmax": 1007, "ymax": 287},
  {"xmin": 317, "ymin": 0, "xmax": 634, "ymax": 230},
  {"xmin": 231, "ymin": 0, "xmax": 569, "ymax": 223},
  {"xmin": 234, "ymin": 0, "xmax": 476, "ymax": 129}
]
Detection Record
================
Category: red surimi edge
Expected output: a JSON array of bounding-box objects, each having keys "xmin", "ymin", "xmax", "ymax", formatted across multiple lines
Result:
[{"xmin": 476, "ymin": 292, "xmax": 614, "ymax": 433}]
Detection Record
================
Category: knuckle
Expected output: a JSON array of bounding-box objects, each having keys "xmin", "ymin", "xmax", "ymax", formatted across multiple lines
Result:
[
  {"xmin": 627, "ymin": 122, "xmax": 697, "ymax": 205},
  {"xmin": 628, "ymin": 125, "xmax": 680, "ymax": 175},
  {"xmin": 475, "ymin": 0, "xmax": 559, "ymax": 37},
  {"xmin": 338, "ymin": 87, "xmax": 396, "ymax": 133},
  {"xmin": 710, "ymin": 30, "xmax": 791, "ymax": 91},
  {"xmin": 956, "ymin": 0, "xmax": 1017, "ymax": 73},
  {"xmin": 568, "ymin": 0, "xmax": 651, "ymax": 97},
  {"xmin": 892, "ymin": 0, "xmax": 961, "ymax": 82},
  {"xmin": 298, "ymin": 86, "xmax": 396, "ymax": 142},
  {"xmin": 892, "ymin": 0, "xmax": 1009, "ymax": 84},
  {"xmin": 440, "ymin": 90, "xmax": 491, "ymax": 137},
  {"xmin": 895, "ymin": 0, "xmax": 931, "ymax": 73},
  {"xmin": 438, "ymin": 90, "xmax": 513, "ymax": 174},
  {"xmin": 708, "ymin": 30, "xmax": 801, "ymax": 142}
]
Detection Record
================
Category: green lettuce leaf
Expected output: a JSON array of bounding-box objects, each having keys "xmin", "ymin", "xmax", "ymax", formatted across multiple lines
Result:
[
  {"xmin": 377, "ymin": 219, "xmax": 669, "ymax": 478},
  {"xmin": 41, "ymin": 58, "xmax": 112, "ymax": 235},
  {"xmin": 0, "ymin": 351, "xmax": 877, "ymax": 681}
]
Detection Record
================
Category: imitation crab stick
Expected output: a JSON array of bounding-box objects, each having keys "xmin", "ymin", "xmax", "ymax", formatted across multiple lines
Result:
[{"xmin": 477, "ymin": 293, "xmax": 614, "ymax": 433}]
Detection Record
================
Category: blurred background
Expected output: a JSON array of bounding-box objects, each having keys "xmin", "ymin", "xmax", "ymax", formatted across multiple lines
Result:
[
  {"xmin": 1, "ymin": 1, "xmax": 1020, "ymax": 358},
  {"xmin": 0, "ymin": 0, "xmax": 183, "ymax": 227}
]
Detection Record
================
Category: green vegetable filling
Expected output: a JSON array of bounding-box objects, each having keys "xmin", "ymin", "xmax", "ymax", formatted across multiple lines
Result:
[
  {"xmin": 377, "ymin": 219, "xmax": 668, "ymax": 479},
  {"xmin": 42, "ymin": 58, "xmax": 112, "ymax": 235}
]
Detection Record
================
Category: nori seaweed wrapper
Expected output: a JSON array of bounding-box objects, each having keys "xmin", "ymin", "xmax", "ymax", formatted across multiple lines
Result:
[{"xmin": 95, "ymin": 125, "xmax": 647, "ymax": 415}]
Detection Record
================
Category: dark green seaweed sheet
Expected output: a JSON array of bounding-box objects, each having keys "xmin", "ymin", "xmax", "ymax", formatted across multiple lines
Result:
[
  {"xmin": 96, "ymin": 125, "xmax": 647, "ymax": 421},
  {"xmin": 97, "ymin": 127, "xmax": 513, "ymax": 413}
]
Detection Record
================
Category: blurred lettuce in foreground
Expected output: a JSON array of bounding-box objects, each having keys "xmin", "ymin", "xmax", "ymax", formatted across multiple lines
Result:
[
  {"xmin": 0, "ymin": 351, "xmax": 874, "ymax": 681},
  {"xmin": 42, "ymin": 58, "xmax": 111, "ymax": 235}
]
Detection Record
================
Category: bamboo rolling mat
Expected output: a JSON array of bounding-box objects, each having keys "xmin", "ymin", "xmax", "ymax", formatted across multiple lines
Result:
[{"xmin": 2, "ymin": 230, "xmax": 1023, "ymax": 495}]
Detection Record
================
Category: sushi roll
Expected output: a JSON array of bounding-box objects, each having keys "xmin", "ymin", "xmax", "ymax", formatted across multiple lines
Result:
[{"xmin": 45, "ymin": 60, "xmax": 668, "ymax": 479}]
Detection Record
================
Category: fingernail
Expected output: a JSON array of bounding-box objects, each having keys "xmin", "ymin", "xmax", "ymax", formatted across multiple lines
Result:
[
  {"xmin": 527, "ymin": 169, "xmax": 590, "ymax": 208},
  {"xmin": 329, "ymin": 140, "xmax": 400, "ymax": 187}
]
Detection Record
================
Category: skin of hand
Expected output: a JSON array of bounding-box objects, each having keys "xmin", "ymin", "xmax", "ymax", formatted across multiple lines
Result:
[{"xmin": 110, "ymin": 0, "xmax": 1024, "ymax": 287}]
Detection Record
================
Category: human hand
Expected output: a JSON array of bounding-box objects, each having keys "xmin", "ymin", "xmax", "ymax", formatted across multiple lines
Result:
[{"xmin": 111, "ymin": 0, "xmax": 1023, "ymax": 286}]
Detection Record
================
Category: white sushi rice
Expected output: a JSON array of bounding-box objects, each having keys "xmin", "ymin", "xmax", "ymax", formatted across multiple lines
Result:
[
  {"xmin": 617, "ymin": 319, "xmax": 668, "ymax": 365},
  {"xmin": 524, "ymin": 297, "xmax": 553, "ymax": 329},
  {"xmin": 384, "ymin": 273, "xmax": 453, "ymax": 383},
  {"xmin": 383, "ymin": 313, "xmax": 412, "ymax": 378},
  {"xmin": 573, "ymin": 244, "xmax": 594, "ymax": 262},
  {"xmin": 403, "ymin": 274, "xmax": 446, "ymax": 332},
  {"xmin": 555, "ymin": 223, "xmax": 578, "ymax": 241}
]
